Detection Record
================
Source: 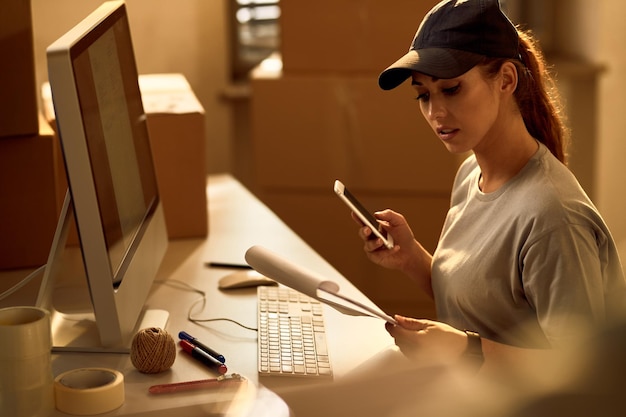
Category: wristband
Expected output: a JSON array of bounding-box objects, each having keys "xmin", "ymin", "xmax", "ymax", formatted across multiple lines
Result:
[{"xmin": 462, "ymin": 330, "xmax": 484, "ymax": 370}]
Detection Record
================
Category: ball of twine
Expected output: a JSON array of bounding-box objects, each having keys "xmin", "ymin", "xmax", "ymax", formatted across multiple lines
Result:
[{"xmin": 130, "ymin": 327, "xmax": 176, "ymax": 374}]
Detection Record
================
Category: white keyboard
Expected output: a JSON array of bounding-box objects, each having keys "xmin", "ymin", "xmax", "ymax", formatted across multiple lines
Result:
[{"xmin": 257, "ymin": 286, "xmax": 333, "ymax": 378}]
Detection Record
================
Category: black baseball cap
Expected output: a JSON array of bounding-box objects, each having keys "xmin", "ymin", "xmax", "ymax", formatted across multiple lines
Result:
[{"xmin": 378, "ymin": 0, "xmax": 519, "ymax": 90}]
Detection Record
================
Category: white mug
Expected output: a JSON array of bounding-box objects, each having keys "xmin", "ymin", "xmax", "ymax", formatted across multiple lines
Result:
[{"xmin": 0, "ymin": 306, "xmax": 54, "ymax": 417}]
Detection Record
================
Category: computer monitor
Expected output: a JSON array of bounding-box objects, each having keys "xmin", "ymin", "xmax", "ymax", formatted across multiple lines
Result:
[{"xmin": 37, "ymin": 0, "xmax": 169, "ymax": 352}]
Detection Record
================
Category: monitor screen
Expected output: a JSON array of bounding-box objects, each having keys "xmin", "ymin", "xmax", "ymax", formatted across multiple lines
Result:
[
  {"xmin": 69, "ymin": 6, "xmax": 159, "ymax": 285},
  {"xmin": 38, "ymin": 0, "xmax": 169, "ymax": 351}
]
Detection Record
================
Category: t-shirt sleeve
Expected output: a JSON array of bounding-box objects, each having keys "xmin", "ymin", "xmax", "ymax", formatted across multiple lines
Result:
[{"xmin": 522, "ymin": 222, "xmax": 608, "ymax": 347}]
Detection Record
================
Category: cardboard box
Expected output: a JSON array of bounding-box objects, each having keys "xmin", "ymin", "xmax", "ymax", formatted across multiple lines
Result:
[
  {"xmin": 42, "ymin": 73, "xmax": 208, "ymax": 240},
  {"xmin": 0, "ymin": 0, "xmax": 39, "ymax": 137},
  {"xmin": 140, "ymin": 74, "xmax": 208, "ymax": 239},
  {"xmin": 280, "ymin": 0, "xmax": 438, "ymax": 73},
  {"xmin": 250, "ymin": 67, "xmax": 462, "ymax": 193},
  {"xmin": 0, "ymin": 116, "xmax": 63, "ymax": 269}
]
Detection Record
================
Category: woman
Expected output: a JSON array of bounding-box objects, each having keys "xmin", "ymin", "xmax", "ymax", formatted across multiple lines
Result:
[{"xmin": 358, "ymin": 0, "xmax": 626, "ymax": 371}]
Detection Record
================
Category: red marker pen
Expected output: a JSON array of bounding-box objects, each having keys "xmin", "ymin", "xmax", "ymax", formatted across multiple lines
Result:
[{"xmin": 180, "ymin": 340, "xmax": 227, "ymax": 374}]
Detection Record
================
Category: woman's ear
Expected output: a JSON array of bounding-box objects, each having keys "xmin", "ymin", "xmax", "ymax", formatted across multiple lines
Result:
[{"xmin": 500, "ymin": 61, "xmax": 518, "ymax": 93}]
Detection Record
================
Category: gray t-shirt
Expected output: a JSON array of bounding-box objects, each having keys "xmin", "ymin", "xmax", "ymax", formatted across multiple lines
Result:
[{"xmin": 432, "ymin": 143, "xmax": 626, "ymax": 348}]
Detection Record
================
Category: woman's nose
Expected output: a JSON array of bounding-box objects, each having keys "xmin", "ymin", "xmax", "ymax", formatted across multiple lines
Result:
[{"xmin": 426, "ymin": 97, "xmax": 446, "ymax": 121}]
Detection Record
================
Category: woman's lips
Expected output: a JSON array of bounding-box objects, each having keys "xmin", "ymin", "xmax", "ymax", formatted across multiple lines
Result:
[{"xmin": 437, "ymin": 127, "xmax": 459, "ymax": 141}]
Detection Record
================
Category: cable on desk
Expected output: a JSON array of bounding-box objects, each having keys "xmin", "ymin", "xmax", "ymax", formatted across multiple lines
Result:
[
  {"xmin": 155, "ymin": 279, "xmax": 258, "ymax": 332},
  {"xmin": 0, "ymin": 264, "xmax": 46, "ymax": 301},
  {"xmin": 189, "ymin": 316, "xmax": 258, "ymax": 332}
]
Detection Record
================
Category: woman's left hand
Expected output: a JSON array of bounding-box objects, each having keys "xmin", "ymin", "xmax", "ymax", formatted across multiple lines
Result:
[{"xmin": 385, "ymin": 316, "xmax": 468, "ymax": 365}]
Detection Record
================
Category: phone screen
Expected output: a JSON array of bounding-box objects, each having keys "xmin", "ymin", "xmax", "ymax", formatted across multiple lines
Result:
[
  {"xmin": 334, "ymin": 180, "xmax": 394, "ymax": 249},
  {"xmin": 342, "ymin": 186, "xmax": 379, "ymax": 229}
]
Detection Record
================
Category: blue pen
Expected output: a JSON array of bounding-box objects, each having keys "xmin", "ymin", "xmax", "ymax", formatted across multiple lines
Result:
[
  {"xmin": 179, "ymin": 331, "xmax": 226, "ymax": 363},
  {"xmin": 180, "ymin": 340, "xmax": 227, "ymax": 374}
]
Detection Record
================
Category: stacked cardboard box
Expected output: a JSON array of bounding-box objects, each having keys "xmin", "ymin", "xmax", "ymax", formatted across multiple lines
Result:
[
  {"xmin": 0, "ymin": 4, "xmax": 206, "ymax": 268},
  {"xmin": 0, "ymin": 116, "xmax": 64, "ymax": 269},
  {"xmin": 0, "ymin": 0, "xmax": 56, "ymax": 270},
  {"xmin": 0, "ymin": 0, "xmax": 38, "ymax": 138},
  {"xmin": 249, "ymin": 1, "xmax": 459, "ymax": 318},
  {"xmin": 2, "ymin": 72, "xmax": 208, "ymax": 271}
]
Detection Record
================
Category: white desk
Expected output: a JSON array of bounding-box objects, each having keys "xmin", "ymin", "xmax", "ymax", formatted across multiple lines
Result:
[{"xmin": 2, "ymin": 174, "xmax": 394, "ymax": 416}]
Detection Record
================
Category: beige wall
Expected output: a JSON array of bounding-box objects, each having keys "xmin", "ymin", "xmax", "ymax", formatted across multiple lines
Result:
[
  {"xmin": 552, "ymin": 0, "xmax": 626, "ymax": 261},
  {"xmin": 507, "ymin": 0, "xmax": 626, "ymax": 262},
  {"xmin": 595, "ymin": 1, "xmax": 626, "ymax": 260},
  {"xmin": 31, "ymin": 0, "xmax": 233, "ymax": 175}
]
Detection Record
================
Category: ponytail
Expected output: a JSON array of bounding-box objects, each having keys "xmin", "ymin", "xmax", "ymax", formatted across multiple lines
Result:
[{"xmin": 482, "ymin": 29, "xmax": 569, "ymax": 164}]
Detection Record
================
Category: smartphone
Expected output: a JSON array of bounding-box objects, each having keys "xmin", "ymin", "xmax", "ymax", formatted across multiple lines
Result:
[{"xmin": 333, "ymin": 180, "xmax": 394, "ymax": 249}]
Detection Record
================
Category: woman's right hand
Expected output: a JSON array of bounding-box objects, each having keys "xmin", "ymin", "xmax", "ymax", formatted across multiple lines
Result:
[
  {"xmin": 353, "ymin": 209, "xmax": 418, "ymax": 272},
  {"xmin": 353, "ymin": 209, "xmax": 434, "ymax": 297}
]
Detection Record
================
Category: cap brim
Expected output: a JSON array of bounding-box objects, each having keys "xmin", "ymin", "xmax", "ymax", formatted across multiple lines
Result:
[{"xmin": 378, "ymin": 49, "xmax": 485, "ymax": 90}]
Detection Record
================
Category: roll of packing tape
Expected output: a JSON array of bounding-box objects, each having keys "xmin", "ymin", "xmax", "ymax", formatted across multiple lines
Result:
[{"xmin": 54, "ymin": 368, "xmax": 124, "ymax": 415}]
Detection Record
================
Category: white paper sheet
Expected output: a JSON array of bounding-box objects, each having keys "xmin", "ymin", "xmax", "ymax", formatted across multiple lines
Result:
[{"xmin": 244, "ymin": 245, "xmax": 397, "ymax": 324}]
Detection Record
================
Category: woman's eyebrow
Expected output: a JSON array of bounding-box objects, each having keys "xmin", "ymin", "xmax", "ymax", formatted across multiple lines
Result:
[{"xmin": 411, "ymin": 77, "xmax": 440, "ymax": 86}]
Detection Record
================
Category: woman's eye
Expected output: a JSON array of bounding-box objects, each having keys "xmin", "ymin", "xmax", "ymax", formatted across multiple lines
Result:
[
  {"xmin": 415, "ymin": 84, "xmax": 459, "ymax": 102},
  {"xmin": 415, "ymin": 92, "xmax": 429, "ymax": 102},
  {"xmin": 442, "ymin": 84, "xmax": 460, "ymax": 95}
]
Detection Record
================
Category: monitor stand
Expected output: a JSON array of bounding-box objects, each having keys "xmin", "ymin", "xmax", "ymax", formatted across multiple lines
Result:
[{"xmin": 36, "ymin": 191, "xmax": 169, "ymax": 354}]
